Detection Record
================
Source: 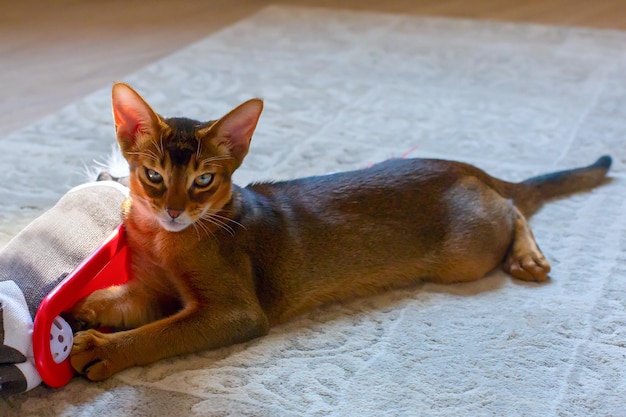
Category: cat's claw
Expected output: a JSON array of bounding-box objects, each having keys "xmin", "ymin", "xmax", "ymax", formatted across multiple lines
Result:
[{"xmin": 71, "ymin": 329, "xmax": 120, "ymax": 381}]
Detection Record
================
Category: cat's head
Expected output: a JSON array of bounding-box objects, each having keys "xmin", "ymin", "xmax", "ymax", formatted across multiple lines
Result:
[{"xmin": 111, "ymin": 82, "xmax": 263, "ymax": 233}]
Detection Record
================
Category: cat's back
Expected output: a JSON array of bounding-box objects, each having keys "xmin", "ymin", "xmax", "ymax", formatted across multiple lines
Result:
[{"xmin": 247, "ymin": 157, "xmax": 462, "ymax": 208}]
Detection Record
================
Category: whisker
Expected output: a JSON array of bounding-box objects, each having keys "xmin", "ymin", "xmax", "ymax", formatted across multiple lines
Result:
[
  {"xmin": 201, "ymin": 214, "xmax": 236, "ymax": 236},
  {"xmin": 197, "ymin": 217, "xmax": 212, "ymax": 235},
  {"xmin": 200, "ymin": 216, "xmax": 230, "ymax": 236},
  {"xmin": 126, "ymin": 151, "xmax": 159, "ymax": 162},
  {"xmin": 196, "ymin": 139, "xmax": 202, "ymax": 162},
  {"xmin": 195, "ymin": 217, "xmax": 217, "ymax": 241},
  {"xmin": 209, "ymin": 216, "xmax": 236, "ymax": 236},
  {"xmin": 203, "ymin": 211, "xmax": 247, "ymax": 231},
  {"xmin": 199, "ymin": 155, "xmax": 234, "ymax": 168},
  {"xmin": 191, "ymin": 222, "xmax": 201, "ymax": 240},
  {"xmin": 159, "ymin": 130, "xmax": 165, "ymax": 157},
  {"xmin": 146, "ymin": 148, "xmax": 161, "ymax": 161},
  {"xmin": 202, "ymin": 155, "xmax": 233, "ymax": 162},
  {"xmin": 201, "ymin": 163, "xmax": 226, "ymax": 170},
  {"xmin": 202, "ymin": 223, "xmax": 216, "ymax": 240}
]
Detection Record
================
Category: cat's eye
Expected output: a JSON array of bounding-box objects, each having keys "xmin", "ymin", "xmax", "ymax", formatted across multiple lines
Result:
[
  {"xmin": 145, "ymin": 168, "xmax": 163, "ymax": 184},
  {"xmin": 194, "ymin": 173, "xmax": 214, "ymax": 188}
]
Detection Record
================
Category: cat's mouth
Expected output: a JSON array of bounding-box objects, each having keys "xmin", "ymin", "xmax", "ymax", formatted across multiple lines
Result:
[{"xmin": 157, "ymin": 216, "xmax": 192, "ymax": 233}]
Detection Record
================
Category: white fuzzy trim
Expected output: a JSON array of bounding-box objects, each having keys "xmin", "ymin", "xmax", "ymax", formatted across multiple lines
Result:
[{"xmin": 83, "ymin": 144, "xmax": 130, "ymax": 181}]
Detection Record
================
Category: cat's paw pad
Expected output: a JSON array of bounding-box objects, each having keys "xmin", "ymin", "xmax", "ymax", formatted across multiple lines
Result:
[
  {"xmin": 70, "ymin": 329, "xmax": 118, "ymax": 381},
  {"xmin": 504, "ymin": 252, "xmax": 551, "ymax": 282}
]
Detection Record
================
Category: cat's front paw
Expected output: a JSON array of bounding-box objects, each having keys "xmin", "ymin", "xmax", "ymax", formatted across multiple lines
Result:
[
  {"xmin": 67, "ymin": 297, "xmax": 102, "ymax": 329},
  {"xmin": 67, "ymin": 287, "xmax": 126, "ymax": 329},
  {"xmin": 71, "ymin": 329, "xmax": 126, "ymax": 381}
]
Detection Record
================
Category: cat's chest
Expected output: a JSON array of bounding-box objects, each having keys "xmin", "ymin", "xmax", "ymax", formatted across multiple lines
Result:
[{"xmin": 130, "ymin": 226, "xmax": 222, "ymax": 271}]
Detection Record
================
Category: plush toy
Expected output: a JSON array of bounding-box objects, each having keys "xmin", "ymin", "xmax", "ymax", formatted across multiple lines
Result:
[{"xmin": 0, "ymin": 181, "xmax": 127, "ymax": 394}]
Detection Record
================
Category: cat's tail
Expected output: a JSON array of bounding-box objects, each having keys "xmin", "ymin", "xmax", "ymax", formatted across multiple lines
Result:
[{"xmin": 500, "ymin": 155, "xmax": 612, "ymax": 216}]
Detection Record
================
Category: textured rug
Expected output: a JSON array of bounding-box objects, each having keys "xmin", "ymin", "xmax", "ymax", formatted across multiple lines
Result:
[{"xmin": 2, "ymin": 5, "xmax": 626, "ymax": 416}]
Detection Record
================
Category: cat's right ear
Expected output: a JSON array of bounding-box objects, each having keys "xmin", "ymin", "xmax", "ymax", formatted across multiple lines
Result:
[{"xmin": 111, "ymin": 83, "xmax": 161, "ymax": 153}]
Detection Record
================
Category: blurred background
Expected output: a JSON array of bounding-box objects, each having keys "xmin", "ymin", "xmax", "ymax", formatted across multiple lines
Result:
[{"xmin": 2, "ymin": 0, "xmax": 626, "ymax": 138}]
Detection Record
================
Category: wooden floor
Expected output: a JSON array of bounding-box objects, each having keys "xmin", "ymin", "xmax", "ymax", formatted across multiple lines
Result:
[{"xmin": 1, "ymin": 0, "xmax": 626, "ymax": 137}]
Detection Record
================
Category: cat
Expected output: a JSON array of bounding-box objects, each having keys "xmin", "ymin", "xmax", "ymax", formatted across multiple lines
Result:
[{"xmin": 68, "ymin": 82, "xmax": 612, "ymax": 381}]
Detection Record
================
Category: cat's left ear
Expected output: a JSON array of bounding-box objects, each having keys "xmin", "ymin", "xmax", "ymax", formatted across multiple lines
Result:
[{"xmin": 203, "ymin": 99, "xmax": 263, "ymax": 166}]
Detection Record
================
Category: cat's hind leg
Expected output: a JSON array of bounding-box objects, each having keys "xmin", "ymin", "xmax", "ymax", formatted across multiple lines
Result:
[{"xmin": 502, "ymin": 206, "xmax": 551, "ymax": 282}]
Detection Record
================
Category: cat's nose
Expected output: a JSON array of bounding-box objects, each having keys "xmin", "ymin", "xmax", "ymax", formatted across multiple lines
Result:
[{"xmin": 166, "ymin": 208, "xmax": 183, "ymax": 219}]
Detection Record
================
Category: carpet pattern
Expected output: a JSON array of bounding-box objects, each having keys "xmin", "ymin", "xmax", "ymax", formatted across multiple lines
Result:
[{"xmin": 1, "ymin": 6, "xmax": 625, "ymax": 416}]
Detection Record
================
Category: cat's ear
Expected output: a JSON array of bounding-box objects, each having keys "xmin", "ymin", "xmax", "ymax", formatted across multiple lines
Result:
[
  {"xmin": 203, "ymin": 99, "xmax": 263, "ymax": 166},
  {"xmin": 111, "ymin": 82, "xmax": 161, "ymax": 152}
]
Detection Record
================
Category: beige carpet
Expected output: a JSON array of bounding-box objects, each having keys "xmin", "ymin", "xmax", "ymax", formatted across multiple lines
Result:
[{"xmin": 2, "ymin": 5, "xmax": 626, "ymax": 416}]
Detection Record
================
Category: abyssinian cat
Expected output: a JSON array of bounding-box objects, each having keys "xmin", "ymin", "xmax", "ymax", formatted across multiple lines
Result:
[{"xmin": 69, "ymin": 82, "xmax": 612, "ymax": 381}]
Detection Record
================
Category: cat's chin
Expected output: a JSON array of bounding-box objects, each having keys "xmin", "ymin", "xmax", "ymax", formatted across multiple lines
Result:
[{"xmin": 158, "ymin": 219, "xmax": 192, "ymax": 233}]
